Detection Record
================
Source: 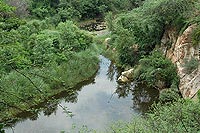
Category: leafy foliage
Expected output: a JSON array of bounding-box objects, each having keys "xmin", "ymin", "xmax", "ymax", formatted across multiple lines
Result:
[
  {"xmin": 57, "ymin": 21, "xmax": 93, "ymax": 52},
  {"xmin": 0, "ymin": 1, "xmax": 25, "ymax": 31},
  {"xmin": 0, "ymin": 1, "xmax": 99, "ymax": 121},
  {"xmin": 1, "ymin": 0, "xmax": 199, "ymax": 131},
  {"xmin": 148, "ymin": 100, "xmax": 200, "ymax": 133},
  {"xmin": 110, "ymin": 99, "xmax": 200, "ymax": 133},
  {"xmin": 5, "ymin": 0, "xmax": 30, "ymax": 17},
  {"xmin": 28, "ymin": 0, "xmax": 143, "ymax": 20},
  {"xmin": 133, "ymin": 51, "xmax": 179, "ymax": 89},
  {"xmin": 109, "ymin": 0, "xmax": 197, "ymax": 66},
  {"xmin": 0, "ymin": 0, "xmax": 14, "ymax": 17},
  {"xmin": 0, "ymin": 19, "xmax": 93, "ymax": 71},
  {"xmin": 159, "ymin": 84, "xmax": 180, "ymax": 103}
]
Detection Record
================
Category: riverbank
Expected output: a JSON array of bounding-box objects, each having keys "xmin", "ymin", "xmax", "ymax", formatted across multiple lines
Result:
[
  {"xmin": 0, "ymin": 49, "xmax": 99, "ymax": 126},
  {"xmin": 4, "ymin": 55, "xmax": 160, "ymax": 133}
]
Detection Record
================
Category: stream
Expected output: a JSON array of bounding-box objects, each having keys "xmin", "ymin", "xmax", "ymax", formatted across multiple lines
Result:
[{"xmin": 5, "ymin": 55, "xmax": 159, "ymax": 133}]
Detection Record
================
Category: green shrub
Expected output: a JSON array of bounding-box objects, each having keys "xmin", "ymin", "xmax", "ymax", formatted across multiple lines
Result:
[
  {"xmin": 198, "ymin": 90, "xmax": 200, "ymax": 101},
  {"xmin": 133, "ymin": 51, "xmax": 179, "ymax": 89},
  {"xmin": 0, "ymin": 20, "xmax": 94, "ymax": 69},
  {"xmin": 57, "ymin": 7, "xmax": 81, "ymax": 22},
  {"xmin": 57, "ymin": 21, "xmax": 93, "ymax": 52},
  {"xmin": 0, "ymin": 0, "xmax": 101, "ymax": 123},
  {"xmin": 183, "ymin": 57, "xmax": 199, "ymax": 74},
  {"xmin": 109, "ymin": 117, "xmax": 151, "ymax": 133},
  {"xmin": 0, "ymin": 1, "xmax": 25, "ymax": 31},
  {"xmin": 17, "ymin": 19, "xmax": 49, "ymax": 37},
  {"xmin": 148, "ymin": 100, "xmax": 200, "ymax": 133},
  {"xmin": 0, "ymin": 17, "xmax": 25, "ymax": 31},
  {"xmin": 159, "ymin": 87, "xmax": 180, "ymax": 103},
  {"xmin": 113, "ymin": 27, "xmax": 140, "ymax": 66},
  {"xmin": 110, "ymin": 99, "xmax": 200, "ymax": 133},
  {"xmin": 105, "ymin": 12, "xmax": 114, "ymax": 31},
  {"xmin": 192, "ymin": 24, "xmax": 200, "ymax": 46},
  {"xmin": 0, "ymin": 1, "xmax": 14, "ymax": 15},
  {"xmin": 28, "ymin": 0, "xmax": 143, "ymax": 20},
  {"xmin": 0, "ymin": 42, "xmax": 31, "ymax": 72},
  {"xmin": 31, "ymin": 7, "xmax": 49, "ymax": 19}
]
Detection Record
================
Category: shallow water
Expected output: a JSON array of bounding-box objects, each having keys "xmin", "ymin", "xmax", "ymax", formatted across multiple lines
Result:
[{"xmin": 5, "ymin": 55, "xmax": 158, "ymax": 133}]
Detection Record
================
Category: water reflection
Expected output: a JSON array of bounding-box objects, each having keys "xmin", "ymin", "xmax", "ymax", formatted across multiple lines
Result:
[
  {"xmin": 105, "ymin": 57, "xmax": 159, "ymax": 114},
  {"xmin": 115, "ymin": 83, "xmax": 159, "ymax": 113},
  {"xmin": 43, "ymin": 102, "xmax": 58, "ymax": 116},
  {"xmin": 5, "ymin": 56, "xmax": 158, "ymax": 132},
  {"xmin": 106, "ymin": 61, "xmax": 118, "ymax": 81},
  {"xmin": 5, "ymin": 77, "xmax": 95, "ymax": 128}
]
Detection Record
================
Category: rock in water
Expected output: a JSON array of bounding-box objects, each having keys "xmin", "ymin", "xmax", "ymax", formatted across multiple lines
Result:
[
  {"xmin": 121, "ymin": 68, "xmax": 134, "ymax": 79},
  {"xmin": 118, "ymin": 68, "xmax": 134, "ymax": 83},
  {"xmin": 118, "ymin": 75, "xmax": 129, "ymax": 83}
]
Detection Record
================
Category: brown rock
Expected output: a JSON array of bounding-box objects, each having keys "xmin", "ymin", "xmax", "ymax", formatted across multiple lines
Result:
[{"xmin": 160, "ymin": 24, "xmax": 200, "ymax": 99}]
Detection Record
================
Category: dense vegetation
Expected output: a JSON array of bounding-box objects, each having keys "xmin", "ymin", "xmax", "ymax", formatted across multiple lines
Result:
[
  {"xmin": 1, "ymin": 0, "xmax": 200, "ymax": 132},
  {"xmin": 0, "ymin": 0, "xmax": 145, "ymax": 129},
  {"xmin": 110, "ymin": 98, "xmax": 200, "ymax": 133},
  {"xmin": 105, "ymin": 0, "xmax": 200, "ymax": 132},
  {"xmin": 108, "ymin": 0, "xmax": 198, "ymax": 66},
  {"xmin": 0, "ymin": 0, "xmax": 145, "ymax": 127},
  {"xmin": 106, "ymin": 0, "xmax": 200, "ymax": 91},
  {"xmin": 0, "ymin": 0, "xmax": 100, "ymax": 124},
  {"xmin": 4, "ymin": 0, "xmax": 144, "ymax": 22},
  {"xmin": 133, "ymin": 51, "xmax": 179, "ymax": 89}
]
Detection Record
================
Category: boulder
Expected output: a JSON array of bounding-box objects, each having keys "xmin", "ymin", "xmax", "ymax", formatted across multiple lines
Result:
[
  {"xmin": 118, "ymin": 75, "xmax": 129, "ymax": 83},
  {"xmin": 117, "ymin": 68, "xmax": 134, "ymax": 83},
  {"xmin": 121, "ymin": 68, "xmax": 134, "ymax": 79}
]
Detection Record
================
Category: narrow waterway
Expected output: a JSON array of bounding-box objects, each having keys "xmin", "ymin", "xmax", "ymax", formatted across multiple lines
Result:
[{"xmin": 5, "ymin": 56, "xmax": 158, "ymax": 133}]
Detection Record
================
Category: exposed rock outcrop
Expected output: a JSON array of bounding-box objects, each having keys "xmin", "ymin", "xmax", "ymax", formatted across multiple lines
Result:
[{"xmin": 160, "ymin": 24, "xmax": 200, "ymax": 99}]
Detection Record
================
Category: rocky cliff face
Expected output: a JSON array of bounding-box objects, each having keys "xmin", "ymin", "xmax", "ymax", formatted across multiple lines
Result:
[{"xmin": 160, "ymin": 24, "xmax": 200, "ymax": 99}]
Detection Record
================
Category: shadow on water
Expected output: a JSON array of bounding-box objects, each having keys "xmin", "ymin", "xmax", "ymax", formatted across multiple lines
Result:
[
  {"xmin": 105, "ymin": 58, "xmax": 159, "ymax": 114},
  {"xmin": 4, "ymin": 74, "xmax": 97, "ymax": 126},
  {"xmin": 5, "ymin": 55, "xmax": 159, "ymax": 132},
  {"xmin": 116, "ymin": 83, "xmax": 159, "ymax": 113}
]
